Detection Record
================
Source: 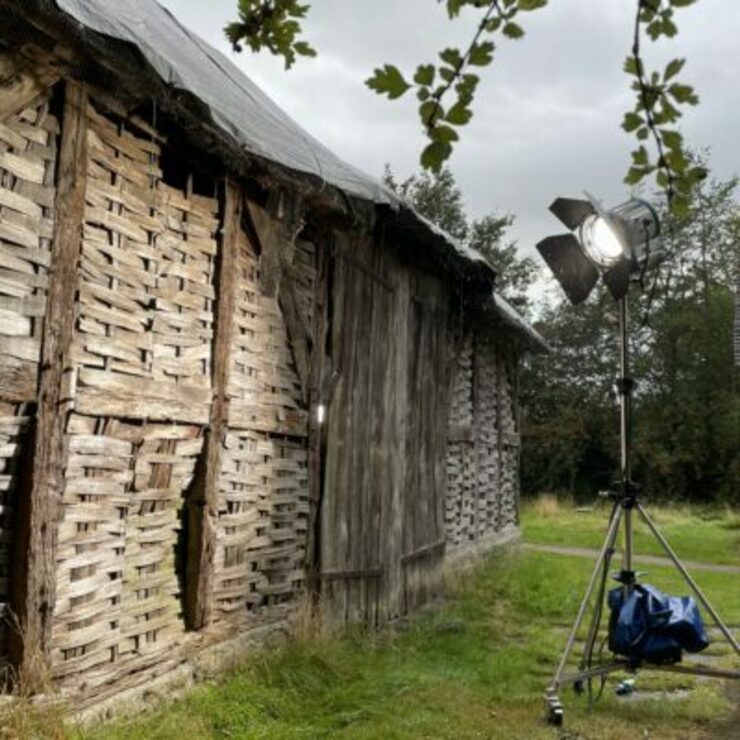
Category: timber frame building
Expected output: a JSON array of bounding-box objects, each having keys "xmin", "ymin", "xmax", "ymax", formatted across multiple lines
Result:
[{"xmin": 0, "ymin": 0, "xmax": 547, "ymax": 707}]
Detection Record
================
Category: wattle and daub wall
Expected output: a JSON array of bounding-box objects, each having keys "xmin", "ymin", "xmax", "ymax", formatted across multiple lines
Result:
[{"xmin": 0, "ymin": 76, "xmax": 523, "ymax": 703}]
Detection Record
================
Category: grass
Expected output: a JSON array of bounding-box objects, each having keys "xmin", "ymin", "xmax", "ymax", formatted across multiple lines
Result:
[
  {"xmin": 76, "ymin": 550, "xmax": 738, "ymax": 739},
  {"xmin": 4, "ymin": 504, "xmax": 737, "ymax": 739},
  {"xmin": 522, "ymin": 495, "xmax": 740, "ymax": 566}
]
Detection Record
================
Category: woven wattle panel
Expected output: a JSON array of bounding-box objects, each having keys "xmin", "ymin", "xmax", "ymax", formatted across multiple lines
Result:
[
  {"xmin": 0, "ymin": 92, "xmax": 59, "ymax": 673},
  {"xmin": 51, "ymin": 99, "xmax": 217, "ymax": 690},
  {"xmin": 71, "ymin": 102, "xmax": 217, "ymax": 423},
  {"xmin": 445, "ymin": 334, "xmax": 474, "ymax": 546},
  {"xmin": 477, "ymin": 338, "xmax": 503, "ymax": 534},
  {"xmin": 212, "ymin": 225, "xmax": 310, "ymax": 622},
  {"xmin": 0, "ymin": 405, "xmax": 30, "ymax": 674},
  {"xmin": 445, "ymin": 334, "xmax": 520, "ymax": 549}
]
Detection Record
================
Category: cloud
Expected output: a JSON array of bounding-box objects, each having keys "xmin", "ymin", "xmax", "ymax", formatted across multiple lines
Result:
[{"xmin": 159, "ymin": 0, "xmax": 740, "ymax": 260}]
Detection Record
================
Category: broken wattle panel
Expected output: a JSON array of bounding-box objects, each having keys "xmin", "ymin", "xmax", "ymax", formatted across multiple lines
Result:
[{"xmin": 211, "ymin": 218, "xmax": 311, "ymax": 624}]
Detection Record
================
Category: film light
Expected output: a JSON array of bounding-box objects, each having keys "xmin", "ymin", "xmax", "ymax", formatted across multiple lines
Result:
[{"xmin": 536, "ymin": 195, "xmax": 662, "ymax": 305}]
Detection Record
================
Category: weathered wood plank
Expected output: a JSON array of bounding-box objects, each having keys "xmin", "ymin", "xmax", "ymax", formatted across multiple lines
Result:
[
  {"xmin": 184, "ymin": 179, "xmax": 241, "ymax": 630},
  {"xmin": 384, "ymin": 256, "xmax": 408, "ymax": 622},
  {"xmin": 447, "ymin": 424, "xmax": 474, "ymax": 443},
  {"xmin": 0, "ymin": 354, "xmax": 37, "ymax": 402},
  {"xmin": 0, "ymin": 56, "xmax": 60, "ymax": 123},
  {"xmin": 9, "ymin": 81, "xmax": 87, "ymax": 683}
]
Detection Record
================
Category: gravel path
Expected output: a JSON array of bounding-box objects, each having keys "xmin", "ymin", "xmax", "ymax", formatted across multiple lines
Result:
[{"xmin": 524, "ymin": 543, "xmax": 740, "ymax": 575}]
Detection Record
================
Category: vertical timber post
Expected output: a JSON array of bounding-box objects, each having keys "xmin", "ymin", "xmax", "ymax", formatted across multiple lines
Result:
[
  {"xmin": 9, "ymin": 81, "xmax": 87, "ymax": 683},
  {"xmin": 471, "ymin": 330, "xmax": 481, "ymax": 541},
  {"xmin": 305, "ymin": 236, "xmax": 330, "ymax": 596},
  {"xmin": 185, "ymin": 179, "xmax": 241, "ymax": 629},
  {"xmin": 495, "ymin": 342, "xmax": 505, "ymax": 529}
]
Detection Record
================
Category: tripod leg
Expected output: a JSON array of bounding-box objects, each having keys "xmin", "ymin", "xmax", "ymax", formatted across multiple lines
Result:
[
  {"xmin": 636, "ymin": 503, "xmax": 740, "ymax": 655},
  {"xmin": 580, "ymin": 503, "xmax": 621, "ymax": 671},
  {"xmin": 548, "ymin": 504, "xmax": 624, "ymax": 692}
]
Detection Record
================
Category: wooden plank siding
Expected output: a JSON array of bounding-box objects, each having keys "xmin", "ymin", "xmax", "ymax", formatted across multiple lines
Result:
[{"xmin": 320, "ymin": 234, "xmax": 451, "ymax": 626}]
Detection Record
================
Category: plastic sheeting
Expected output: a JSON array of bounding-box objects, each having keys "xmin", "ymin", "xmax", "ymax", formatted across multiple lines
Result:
[
  {"xmin": 608, "ymin": 583, "xmax": 710, "ymax": 664},
  {"xmin": 52, "ymin": 0, "xmax": 543, "ymax": 342},
  {"xmin": 56, "ymin": 0, "xmax": 396, "ymax": 205}
]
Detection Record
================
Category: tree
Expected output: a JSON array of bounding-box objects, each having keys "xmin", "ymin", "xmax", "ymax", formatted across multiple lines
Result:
[
  {"xmin": 467, "ymin": 214, "xmax": 537, "ymax": 313},
  {"xmin": 519, "ymin": 294, "xmax": 620, "ymax": 496},
  {"xmin": 384, "ymin": 165, "xmax": 539, "ymax": 314},
  {"xmin": 383, "ymin": 165, "xmax": 468, "ymax": 242},
  {"xmin": 225, "ymin": 0, "xmax": 704, "ymax": 215}
]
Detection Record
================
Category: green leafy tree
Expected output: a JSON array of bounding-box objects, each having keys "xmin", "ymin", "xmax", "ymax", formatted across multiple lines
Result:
[
  {"xmin": 519, "ymin": 294, "xmax": 620, "ymax": 496},
  {"xmin": 383, "ymin": 165, "xmax": 468, "ymax": 241},
  {"xmin": 384, "ymin": 165, "xmax": 539, "ymax": 313},
  {"xmin": 226, "ymin": 0, "xmax": 703, "ymax": 215},
  {"xmin": 468, "ymin": 214, "xmax": 537, "ymax": 314}
]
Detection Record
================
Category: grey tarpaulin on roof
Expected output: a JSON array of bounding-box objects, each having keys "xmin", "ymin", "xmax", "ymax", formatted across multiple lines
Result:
[
  {"xmin": 492, "ymin": 293, "xmax": 549, "ymax": 352},
  {"xmin": 52, "ymin": 0, "xmax": 490, "ymax": 270},
  {"xmin": 50, "ymin": 0, "xmax": 542, "ymax": 345}
]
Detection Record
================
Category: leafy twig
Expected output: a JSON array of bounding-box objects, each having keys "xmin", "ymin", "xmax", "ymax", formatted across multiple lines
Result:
[
  {"xmin": 366, "ymin": 0, "xmax": 547, "ymax": 172},
  {"xmin": 622, "ymin": 0, "xmax": 705, "ymax": 216}
]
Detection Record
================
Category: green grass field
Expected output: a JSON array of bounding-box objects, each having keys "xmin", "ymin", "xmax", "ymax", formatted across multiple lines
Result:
[
  {"xmin": 5, "ymin": 505, "xmax": 738, "ymax": 739},
  {"xmin": 521, "ymin": 497, "xmax": 740, "ymax": 566}
]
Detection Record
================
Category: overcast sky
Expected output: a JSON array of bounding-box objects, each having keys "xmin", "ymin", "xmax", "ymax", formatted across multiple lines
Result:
[{"xmin": 158, "ymin": 0, "xmax": 739, "ymax": 260}]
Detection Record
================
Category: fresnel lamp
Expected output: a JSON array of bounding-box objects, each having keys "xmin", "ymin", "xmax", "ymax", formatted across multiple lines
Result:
[{"xmin": 536, "ymin": 194, "xmax": 661, "ymax": 305}]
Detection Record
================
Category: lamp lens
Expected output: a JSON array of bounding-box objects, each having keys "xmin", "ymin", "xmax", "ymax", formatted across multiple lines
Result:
[{"xmin": 579, "ymin": 215, "xmax": 625, "ymax": 267}]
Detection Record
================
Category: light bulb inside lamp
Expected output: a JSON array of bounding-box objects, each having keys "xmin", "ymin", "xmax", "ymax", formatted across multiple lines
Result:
[{"xmin": 579, "ymin": 215, "xmax": 625, "ymax": 268}]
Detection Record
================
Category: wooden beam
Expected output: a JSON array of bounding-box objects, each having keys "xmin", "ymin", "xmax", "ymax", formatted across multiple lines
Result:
[
  {"xmin": 9, "ymin": 81, "xmax": 87, "ymax": 684},
  {"xmin": 304, "ymin": 237, "xmax": 330, "ymax": 595},
  {"xmin": 0, "ymin": 54, "xmax": 60, "ymax": 123},
  {"xmin": 496, "ymin": 343, "xmax": 505, "ymax": 528},
  {"xmin": 184, "ymin": 179, "xmax": 241, "ymax": 630},
  {"xmin": 471, "ymin": 332, "xmax": 481, "ymax": 541}
]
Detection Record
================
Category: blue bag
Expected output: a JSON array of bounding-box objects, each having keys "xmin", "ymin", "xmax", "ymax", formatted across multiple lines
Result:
[{"xmin": 608, "ymin": 583, "xmax": 709, "ymax": 663}]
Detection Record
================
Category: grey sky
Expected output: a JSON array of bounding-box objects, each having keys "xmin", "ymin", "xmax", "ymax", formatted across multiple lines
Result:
[{"xmin": 158, "ymin": 0, "xmax": 739, "ymax": 261}]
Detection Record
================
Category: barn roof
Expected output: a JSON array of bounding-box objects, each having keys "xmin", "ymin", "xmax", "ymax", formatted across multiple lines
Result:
[
  {"xmin": 492, "ymin": 293, "xmax": 549, "ymax": 352},
  {"xmin": 51, "ymin": 0, "xmax": 491, "ymax": 259},
  {"xmin": 14, "ymin": 0, "xmax": 547, "ymax": 351}
]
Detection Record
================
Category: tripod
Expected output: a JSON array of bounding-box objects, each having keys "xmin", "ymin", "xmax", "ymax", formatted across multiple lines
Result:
[{"xmin": 545, "ymin": 297, "xmax": 740, "ymax": 726}]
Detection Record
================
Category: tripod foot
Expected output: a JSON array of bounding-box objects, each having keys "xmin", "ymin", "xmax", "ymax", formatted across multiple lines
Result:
[{"xmin": 545, "ymin": 692, "xmax": 564, "ymax": 726}]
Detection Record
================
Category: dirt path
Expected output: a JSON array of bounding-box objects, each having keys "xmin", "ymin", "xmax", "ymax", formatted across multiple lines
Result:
[{"xmin": 524, "ymin": 543, "xmax": 740, "ymax": 575}]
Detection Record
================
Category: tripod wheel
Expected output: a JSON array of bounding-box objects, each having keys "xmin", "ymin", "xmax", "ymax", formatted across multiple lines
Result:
[
  {"xmin": 547, "ymin": 706, "xmax": 563, "ymax": 726},
  {"xmin": 545, "ymin": 695, "xmax": 564, "ymax": 726}
]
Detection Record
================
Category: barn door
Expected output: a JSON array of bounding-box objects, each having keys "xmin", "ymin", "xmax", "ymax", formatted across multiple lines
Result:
[
  {"xmin": 320, "ymin": 238, "xmax": 399, "ymax": 626},
  {"xmin": 402, "ymin": 283, "xmax": 448, "ymax": 612}
]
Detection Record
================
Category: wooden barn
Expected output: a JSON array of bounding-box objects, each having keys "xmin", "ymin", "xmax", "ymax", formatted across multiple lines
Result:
[{"xmin": 0, "ymin": 0, "xmax": 546, "ymax": 707}]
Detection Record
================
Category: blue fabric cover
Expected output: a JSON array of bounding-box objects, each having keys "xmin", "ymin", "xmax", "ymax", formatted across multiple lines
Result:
[{"xmin": 608, "ymin": 583, "xmax": 709, "ymax": 663}]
